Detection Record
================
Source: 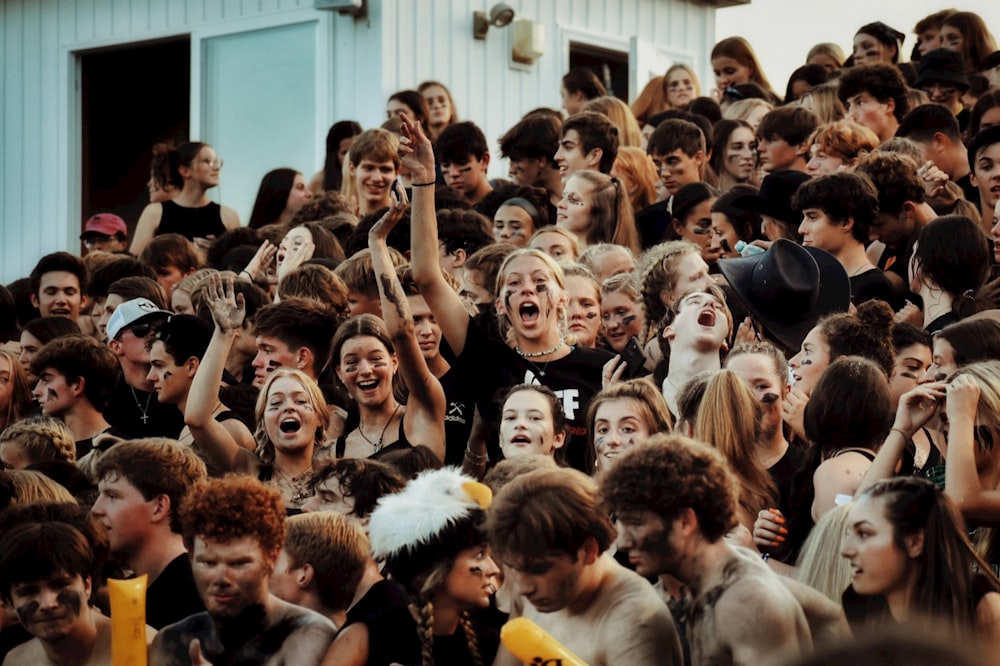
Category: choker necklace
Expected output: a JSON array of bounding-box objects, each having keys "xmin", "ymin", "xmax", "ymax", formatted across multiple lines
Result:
[
  {"xmin": 516, "ymin": 341, "xmax": 565, "ymax": 358},
  {"xmin": 130, "ymin": 387, "xmax": 152, "ymax": 425},
  {"xmin": 359, "ymin": 403, "xmax": 402, "ymax": 453},
  {"xmin": 274, "ymin": 464, "xmax": 314, "ymax": 505}
]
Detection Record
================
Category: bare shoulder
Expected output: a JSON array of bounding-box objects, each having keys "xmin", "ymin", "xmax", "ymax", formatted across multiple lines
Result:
[
  {"xmin": 596, "ymin": 563, "xmax": 682, "ymax": 665},
  {"xmin": 220, "ymin": 205, "xmax": 241, "ymax": 229},
  {"xmin": 977, "ymin": 591, "xmax": 1000, "ymax": 627},
  {"xmin": 2, "ymin": 639, "xmax": 43, "ymax": 666},
  {"xmin": 271, "ymin": 601, "xmax": 337, "ymax": 664}
]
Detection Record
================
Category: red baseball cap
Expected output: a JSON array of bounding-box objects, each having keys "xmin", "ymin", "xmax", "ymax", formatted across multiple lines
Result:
[{"xmin": 81, "ymin": 213, "xmax": 127, "ymax": 239}]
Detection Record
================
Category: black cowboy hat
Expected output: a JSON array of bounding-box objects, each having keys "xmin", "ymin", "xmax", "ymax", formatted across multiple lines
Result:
[{"xmin": 718, "ymin": 238, "xmax": 851, "ymax": 352}]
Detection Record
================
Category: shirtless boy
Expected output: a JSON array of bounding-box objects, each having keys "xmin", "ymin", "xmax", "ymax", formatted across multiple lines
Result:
[
  {"xmin": 487, "ymin": 467, "xmax": 681, "ymax": 666},
  {"xmin": 602, "ymin": 434, "xmax": 842, "ymax": 666},
  {"xmin": 148, "ymin": 476, "xmax": 336, "ymax": 665}
]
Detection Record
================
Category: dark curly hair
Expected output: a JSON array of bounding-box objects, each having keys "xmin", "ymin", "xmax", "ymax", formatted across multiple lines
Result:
[
  {"xmin": 179, "ymin": 476, "xmax": 285, "ymax": 555},
  {"xmin": 817, "ymin": 299, "xmax": 896, "ymax": 377},
  {"xmin": 837, "ymin": 65, "xmax": 910, "ymax": 122},
  {"xmin": 600, "ymin": 433, "xmax": 739, "ymax": 543}
]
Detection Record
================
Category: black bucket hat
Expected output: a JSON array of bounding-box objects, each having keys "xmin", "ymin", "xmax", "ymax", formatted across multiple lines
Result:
[
  {"xmin": 916, "ymin": 48, "xmax": 971, "ymax": 90},
  {"xmin": 730, "ymin": 170, "xmax": 811, "ymax": 227}
]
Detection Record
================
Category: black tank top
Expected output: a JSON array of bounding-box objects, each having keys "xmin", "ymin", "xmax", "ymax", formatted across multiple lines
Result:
[{"xmin": 157, "ymin": 200, "xmax": 227, "ymax": 241}]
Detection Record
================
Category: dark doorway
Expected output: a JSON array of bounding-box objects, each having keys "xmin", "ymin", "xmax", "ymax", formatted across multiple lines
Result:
[
  {"xmin": 569, "ymin": 43, "xmax": 630, "ymax": 102},
  {"xmin": 80, "ymin": 38, "xmax": 190, "ymax": 244}
]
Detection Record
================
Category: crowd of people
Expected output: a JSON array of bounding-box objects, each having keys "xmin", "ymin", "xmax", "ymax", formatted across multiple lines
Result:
[{"xmin": 3, "ymin": 8, "xmax": 1000, "ymax": 664}]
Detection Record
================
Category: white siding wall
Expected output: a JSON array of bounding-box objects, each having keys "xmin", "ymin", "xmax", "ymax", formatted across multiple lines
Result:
[{"xmin": 2, "ymin": 0, "xmax": 714, "ymax": 283}]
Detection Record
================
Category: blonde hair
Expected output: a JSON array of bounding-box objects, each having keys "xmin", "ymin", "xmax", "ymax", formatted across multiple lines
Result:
[
  {"xmin": 8, "ymin": 469, "xmax": 76, "ymax": 505},
  {"xmin": 582, "ymin": 96, "xmax": 643, "ymax": 148},
  {"xmin": 664, "ymin": 64, "xmax": 703, "ymax": 104},
  {"xmin": 579, "ymin": 244, "xmax": 636, "ymax": 280},
  {"xmin": 694, "ymin": 369, "xmax": 777, "ymax": 525},
  {"xmin": 0, "ymin": 416, "xmax": 76, "ymax": 464},
  {"xmin": 806, "ymin": 42, "xmax": 845, "ymax": 68},
  {"xmin": 724, "ymin": 98, "xmax": 774, "ymax": 125},
  {"xmin": 794, "ymin": 502, "xmax": 854, "ymax": 601},
  {"xmin": 528, "ymin": 226, "xmax": 582, "ymax": 263},
  {"xmin": 612, "ymin": 147, "xmax": 659, "ymax": 212},
  {"xmin": 797, "ymin": 84, "xmax": 845, "ymax": 124},
  {"xmin": 496, "ymin": 247, "xmax": 569, "ymax": 344},
  {"xmin": 254, "ymin": 368, "xmax": 331, "ymax": 464}
]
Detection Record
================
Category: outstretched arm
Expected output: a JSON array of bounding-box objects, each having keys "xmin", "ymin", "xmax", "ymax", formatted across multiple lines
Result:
[
  {"xmin": 185, "ymin": 275, "xmax": 250, "ymax": 471},
  {"xmin": 370, "ymin": 185, "xmax": 446, "ymax": 462},
  {"xmin": 857, "ymin": 382, "xmax": 943, "ymax": 496},
  {"xmin": 402, "ymin": 114, "xmax": 474, "ymax": 355}
]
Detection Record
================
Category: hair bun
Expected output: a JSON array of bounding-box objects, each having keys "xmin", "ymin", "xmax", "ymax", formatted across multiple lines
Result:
[{"xmin": 856, "ymin": 299, "xmax": 894, "ymax": 334}]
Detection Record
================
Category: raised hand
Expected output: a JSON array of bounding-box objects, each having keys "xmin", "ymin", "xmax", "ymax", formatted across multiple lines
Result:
[
  {"xmin": 893, "ymin": 381, "xmax": 945, "ymax": 436},
  {"xmin": 370, "ymin": 182, "xmax": 410, "ymax": 242},
  {"xmin": 276, "ymin": 240, "xmax": 315, "ymax": 282},
  {"xmin": 244, "ymin": 240, "xmax": 278, "ymax": 284},
  {"xmin": 946, "ymin": 374, "xmax": 981, "ymax": 429},
  {"xmin": 397, "ymin": 114, "xmax": 435, "ymax": 183},
  {"xmin": 206, "ymin": 274, "xmax": 246, "ymax": 333},
  {"xmin": 189, "ymin": 638, "xmax": 215, "ymax": 666}
]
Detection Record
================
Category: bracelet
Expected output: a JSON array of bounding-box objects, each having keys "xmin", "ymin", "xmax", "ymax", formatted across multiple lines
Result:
[
  {"xmin": 411, "ymin": 180, "xmax": 436, "ymax": 187},
  {"xmin": 890, "ymin": 427, "xmax": 909, "ymax": 440},
  {"xmin": 464, "ymin": 448, "xmax": 488, "ymax": 464},
  {"xmin": 239, "ymin": 270, "xmax": 253, "ymax": 280}
]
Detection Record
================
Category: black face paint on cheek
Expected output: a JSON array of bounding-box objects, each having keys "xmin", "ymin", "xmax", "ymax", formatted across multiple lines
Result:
[
  {"xmin": 761, "ymin": 392, "xmax": 780, "ymax": 405},
  {"xmin": 720, "ymin": 239, "xmax": 732, "ymax": 253},
  {"xmin": 267, "ymin": 360, "xmax": 282, "ymax": 371},
  {"xmin": 585, "ymin": 312, "xmax": 597, "ymax": 319},
  {"xmin": 15, "ymin": 600, "xmax": 40, "ymax": 625},
  {"xmin": 622, "ymin": 315, "xmax": 637, "ymax": 326},
  {"xmin": 536, "ymin": 284, "xmax": 548, "ymax": 293},
  {"xmin": 57, "ymin": 590, "xmax": 83, "ymax": 615},
  {"xmin": 162, "ymin": 370, "xmax": 172, "ymax": 381}
]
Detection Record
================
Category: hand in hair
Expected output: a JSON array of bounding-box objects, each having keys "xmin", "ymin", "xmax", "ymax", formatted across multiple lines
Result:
[
  {"xmin": 397, "ymin": 114, "xmax": 435, "ymax": 184},
  {"xmin": 205, "ymin": 274, "xmax": 247, "ymax": 333},
  {"xmin": 946, "ymin": 375, "xmax": 981, "ymax": 430},
  {"xmin": 369, "ymin": 183, "xmax": 409, "ymax": 243},
  {"xmin": 245, "ymin": 239, "xmax": 278, "ymax": 285},
  {"xmin": 894, "ymin": 381, "xmax": 945, "ymax": 437}
]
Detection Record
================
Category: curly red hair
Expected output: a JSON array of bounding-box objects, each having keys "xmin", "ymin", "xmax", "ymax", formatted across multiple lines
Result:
[{"xmin": 180, "ymin": 475, "xmax": 286, "ymax": 554}]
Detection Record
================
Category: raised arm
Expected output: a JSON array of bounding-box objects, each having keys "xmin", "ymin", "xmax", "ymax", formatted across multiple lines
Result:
[
  {"xmin": 401, "ymin": 114, "xmax": 474, "ymax": 355},
  {"xmin": 129, "ymin": 203, "xmax": 162, "ymax": 256},
  {"xmin": 185, "ymin": 274, "xmax": 249, "ymax": 471},
  {"xmin": 370, "ymin": 185, "xmax": 446, "ymax": 462},
  {"xmin": 945, "ymin": 375, "xmax": 1000, "ymax": 525},
  {"xmin": 857, "ymin": 382, "xmax": 943, "ymax": 496}
]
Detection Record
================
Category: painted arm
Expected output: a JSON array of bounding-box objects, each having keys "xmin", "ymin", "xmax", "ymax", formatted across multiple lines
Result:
[
  {"xmin": 401, "ymin": 114, "xmax": 473, "ymax": 356},
  {"xmin": 369, "ymin": 185, "xmax": 446, "ymax": 462},
  {"xmin": 185, "ymin": 274, "xmax": 247, "ymax": 471}
]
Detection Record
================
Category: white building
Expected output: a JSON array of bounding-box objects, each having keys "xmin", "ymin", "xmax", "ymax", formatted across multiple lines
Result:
[{"xmin": 0, "ymin": 0, "xmax": 732, "ymax": 282}]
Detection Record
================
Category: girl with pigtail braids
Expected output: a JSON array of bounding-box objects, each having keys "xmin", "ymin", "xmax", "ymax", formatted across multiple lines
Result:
[{"xmin": 367, "ymin": 468, "xmax": 503, "ymax": 665}]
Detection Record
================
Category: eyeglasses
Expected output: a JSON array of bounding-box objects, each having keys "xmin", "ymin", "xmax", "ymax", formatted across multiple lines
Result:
[
  {"xmin": 201, "ymin": 157, "xmax": 224, "ymax": 169},
  {"xmin": 83, "ymin": 234, "xmax": 113, "ymax": 249}
]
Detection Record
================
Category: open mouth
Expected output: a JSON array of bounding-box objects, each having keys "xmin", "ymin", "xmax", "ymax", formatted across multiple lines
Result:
[
  {"xmin": 519, "ymin": 303, "xmax": 540, "ymax": 324},
  {"xmin": 357, "ymin": 379, "xmax": 379, "ymax": 391},
  {"xmin": 697, "ymin": 309, "xmax": 717, "ymax": 327},
  {"xmin": 279, "ymin": 418, "xmax": 302, "ymax": 433},
  {"xmin": 509, "ymin": 434, "xmax": 532, "ymax": 446}
]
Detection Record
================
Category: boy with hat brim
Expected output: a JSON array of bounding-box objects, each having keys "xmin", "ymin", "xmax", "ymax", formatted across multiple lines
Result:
[
  {"xmin": 916, "ymin": 48, "xmax": 971, "ymax": 125},
  {"xmin": 730, "ymin": 170, "xmax": 811, "ymax": 245},
  {"xmin": 80, "ymin": 213, "xmax": 128, "ymax": 254}
]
